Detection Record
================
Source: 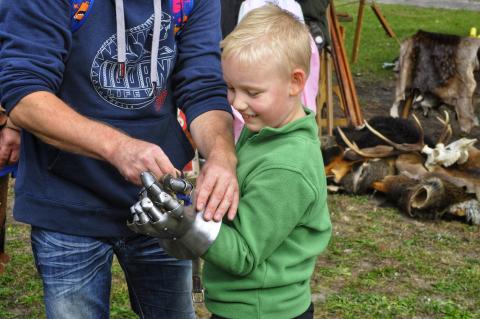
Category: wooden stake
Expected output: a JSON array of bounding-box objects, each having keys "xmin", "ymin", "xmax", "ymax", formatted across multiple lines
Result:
[
  {"xmin": 326, "ymin": 52, "xmax": 334, "ymax": 136},
  {"xmin": 371, "ymin": 3, "xmax": 401, "ymax": 45},
  {"xmin": 351, "ymin": 0, "xmax": 366, "ymax": 64},
  {"xmin": 328, "ymin": 2, "xmax": 364, "ymax": 128}
]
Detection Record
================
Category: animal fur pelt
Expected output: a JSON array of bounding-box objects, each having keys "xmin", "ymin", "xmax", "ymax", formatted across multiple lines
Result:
[
  {"xmin": 340, "ymin": 158, "xmax": 395, "ymax": 194},
  {"xmin": 391, "ymin": 30, "xmax": 480, "ymax": 133},
  {"xmin": 446, "ymin": 199, "xmax": 480, "ymax": 225},
  {"xmin": 412, "ymin": 91, "xmax": 444, "ymax": 117},
  {"xmin": 411, "ymin": 30, "xmax": 461, "ymax": 91},
  {"xmin": 323, "ymin": 145, "xmax": 357, "ymax": 183},
  {"xmin": 334, "ymin": 116, "xmax": 434, "ymax": 150},
  {"xmin": 395, "ymin": 152, "xmax": 428, "ymax": 180},
  {"xmin": 373, "ymin": 174, "xmax": 470, "ymax": 219}
]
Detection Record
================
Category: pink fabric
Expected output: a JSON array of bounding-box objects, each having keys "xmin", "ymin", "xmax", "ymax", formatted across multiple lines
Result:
[
  {"xmin": 238, "ymin": 0, "xmax": 304, "ymax": 22},
  {"xmin": 302, "ymin": 37, "xmax": 319, "ymax": 113},
  {"xmin": 232, "ymin": 107, "xmax": 245, "ymax": 142},
  {"xmin": 232, "ymin": 0, "xmax": 320, "ymax": 142}
]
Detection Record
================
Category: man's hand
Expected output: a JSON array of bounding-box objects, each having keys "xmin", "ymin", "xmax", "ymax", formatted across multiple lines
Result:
[
  {"xmin": 190, "ymin": 111, "xmax": 239, "ymax": 222},
  {"xmin": 0, "ymin": 121, "xmax": 21, "ymax": 168},
  {"xmin": 108, "ymin": 136, "xmax": 179, "ymax": 186}
]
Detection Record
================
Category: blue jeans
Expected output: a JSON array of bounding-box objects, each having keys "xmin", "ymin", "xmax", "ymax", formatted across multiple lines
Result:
[{"xmin": 31, "ymin": 227, "xmax": 195, "ymax": 319}]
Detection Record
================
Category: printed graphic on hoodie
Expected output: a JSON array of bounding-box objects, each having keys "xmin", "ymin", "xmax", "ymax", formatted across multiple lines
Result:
[{"xmin": 90, "ymin": 12, "xmax": 174, "ymax": 110}]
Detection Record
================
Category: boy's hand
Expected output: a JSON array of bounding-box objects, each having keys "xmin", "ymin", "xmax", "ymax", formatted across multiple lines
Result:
[
  {"xmin": 189, "ymin": 110, "xmax": 239, "ymax": 222},
  {"xmin": 195, "ymin": 153, "xmax": 239, "ymax": 222}
]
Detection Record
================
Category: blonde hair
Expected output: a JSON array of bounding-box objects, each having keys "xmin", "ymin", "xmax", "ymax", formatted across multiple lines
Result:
[{"xmin": 221, "ymin": 4, "xmax": 311, "ymax": 78}]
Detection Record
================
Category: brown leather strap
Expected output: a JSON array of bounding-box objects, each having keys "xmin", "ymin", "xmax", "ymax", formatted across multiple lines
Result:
[{"xmin": 192, "ymin": 258, "xmax": 204, "ymax": 303}]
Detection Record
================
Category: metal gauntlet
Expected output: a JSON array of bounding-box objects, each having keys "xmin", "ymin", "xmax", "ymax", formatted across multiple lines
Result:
[{"xmin": 127, "ymin": 172, "xmax": 221, "ymax": 259}]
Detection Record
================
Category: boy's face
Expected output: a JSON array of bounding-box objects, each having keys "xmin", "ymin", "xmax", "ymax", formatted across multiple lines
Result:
[{"xmin": 222, "ymin": 56, "xmax": 304, "ymax": 132}]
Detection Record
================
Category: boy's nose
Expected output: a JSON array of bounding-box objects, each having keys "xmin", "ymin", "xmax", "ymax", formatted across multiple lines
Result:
[{"xmin": 232, "ymin": 97, "xmax": 248, "ymax": 111}]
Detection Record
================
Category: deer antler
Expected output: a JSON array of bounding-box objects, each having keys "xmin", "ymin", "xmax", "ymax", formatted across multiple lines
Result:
[
  {"xmin": 435, "ymin": 111, "xmax": 452, "ymax": 145},
  {"xmin": 337, "ymin": 114, "xmax": 449, "ymax": 159},
  {"xmin": 363, "ymin": 114, "xmax": 425, "ymax": 153},
  {"xmin": 336, "ymin": 126, "xmax": 396, "ymax": 158}
]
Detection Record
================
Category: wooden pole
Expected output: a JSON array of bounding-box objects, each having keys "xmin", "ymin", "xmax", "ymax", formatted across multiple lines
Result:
[
  {"xmin": 351, "ymin": 0, "xmax": 366, "ymax": 64},
  {"xmin": 316, "ymin": 51, "xmax": 326, "ymax": 135},
  {"xmin": 328, "ymin": 2, "xmax": 364, "ymax": 128},
  {"xmin": 326, "ymin": 52, "xmax": 334, "ymax": 136},
  {"xmin": 370, "ymin": 2, "xmax": 401, "ymax": 45}
]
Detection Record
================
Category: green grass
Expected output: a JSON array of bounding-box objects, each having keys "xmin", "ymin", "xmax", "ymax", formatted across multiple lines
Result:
[
  {"xmin": 312, "ymin": 195, "xmax": 480, "ymax": 319},
  {"xmin": 335, "ymin": 1, "xmax": 480, "ymax": 79},
  {"xmin": 2, "ymin": 193, "xmax": 479, "ymax": 318},
  {"xmin": 0, "ymin": 225, "xmax": 44, "ymax": 319}
]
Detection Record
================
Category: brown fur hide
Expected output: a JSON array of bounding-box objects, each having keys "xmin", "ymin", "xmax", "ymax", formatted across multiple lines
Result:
[{"xmin": 391, "ymin": 30, "xmax": 480, "ymax": 133}]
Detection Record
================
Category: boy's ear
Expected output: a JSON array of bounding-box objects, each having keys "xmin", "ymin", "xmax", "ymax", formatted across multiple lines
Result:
[{"xmin": 289, "ymin": 68, "xmax": 307, "ymax": 96}]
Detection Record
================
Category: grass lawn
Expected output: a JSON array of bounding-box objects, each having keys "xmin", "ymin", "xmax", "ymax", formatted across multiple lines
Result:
[
  {"xmin": 2, "ymin": 193, "xmax": 479, "ymax": 318},
  {"xmin": 1, "ymin": 2, "xmax": 480, "ymax": 319}
]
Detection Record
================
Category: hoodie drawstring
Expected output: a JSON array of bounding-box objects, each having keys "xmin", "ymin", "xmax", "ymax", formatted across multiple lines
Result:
[
  {"xmin": 114, "ymin": 0, "xmax": 162, "ymax": 95},
  {"xmin": 151, "ymin": 0, "xmax": 162, "ymax": 96},
  {"xmin": 114, "ymin": 0, "xmax": 126, "ymax": 78}
]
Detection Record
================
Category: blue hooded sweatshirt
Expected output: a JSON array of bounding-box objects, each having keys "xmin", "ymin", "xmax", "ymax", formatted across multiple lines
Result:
[{"xmin": 0, "ymin": 0, "xmax": 231, "ymax": 237}]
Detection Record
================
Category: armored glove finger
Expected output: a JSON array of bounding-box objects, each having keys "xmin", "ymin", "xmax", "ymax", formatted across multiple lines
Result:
[
  {"xmin": 127, "ymin": 197, "xmax": 182, "ymax": 238},
  {"xmin": 162, "ymin": 174, "xmax": 193, "ymax": 195},
  {"xmin": 141, "ymin": 172, "xmax": 186, "ymax": 219},
  {"xmin": 128, "ymin": 172, "xmax": 194, "ymax": 238}
]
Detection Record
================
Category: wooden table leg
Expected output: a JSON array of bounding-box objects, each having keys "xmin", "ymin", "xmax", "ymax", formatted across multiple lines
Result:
[{"xmin": 0, "ymin": 174, "xmax": 10, "ymax": 273}]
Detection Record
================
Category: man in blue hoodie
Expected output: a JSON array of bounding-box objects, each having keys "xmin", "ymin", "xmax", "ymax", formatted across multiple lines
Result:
[{"xmin": 0, "ymin": 0, "xmax": 238, "ymax": 318}]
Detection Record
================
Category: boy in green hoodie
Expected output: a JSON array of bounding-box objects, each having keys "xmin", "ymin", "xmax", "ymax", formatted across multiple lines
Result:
[
  {"xmin": 133, "ymin": 4, "xmax": 332, "ymax": 318},
  {"xmin": 201, "ymin": 5, "xmax": 332, "ymax": 318}
]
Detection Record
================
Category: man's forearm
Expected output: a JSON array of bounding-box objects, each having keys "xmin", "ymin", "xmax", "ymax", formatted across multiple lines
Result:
[
  {"xmin": 190, "ymin": 110, "xmax": 237, "ymax": 165},
  {"xmin": 10, "ymin": 91, "xmax": 126, "ymax": 160}
]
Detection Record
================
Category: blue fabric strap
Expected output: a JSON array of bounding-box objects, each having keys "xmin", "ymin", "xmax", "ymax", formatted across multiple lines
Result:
[
  {"xmin": 70, "ymin": 0, "xmax": 194, "ymax": 34},
  {"xmin": 70, "ymin": 0, "xmax": 95, "ymax": 33}
]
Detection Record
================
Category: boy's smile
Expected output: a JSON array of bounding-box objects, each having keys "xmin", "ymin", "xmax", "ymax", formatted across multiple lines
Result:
[
  {"xmin": 242, "ymin": 113, "xmax": 258, "ymax": 120},
  {"xmin": 222, "ymin": 56, "xmax": 305, "ymax": 132}
]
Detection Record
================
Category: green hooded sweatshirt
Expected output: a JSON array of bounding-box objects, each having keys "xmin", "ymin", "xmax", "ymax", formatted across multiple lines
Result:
[{"xmin": 203, "ymin": 110, "xmax": 332, "ymax": 319}]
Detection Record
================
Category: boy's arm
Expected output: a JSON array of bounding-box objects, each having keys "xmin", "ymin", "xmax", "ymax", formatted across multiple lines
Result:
[
  {"xmin": 189, "ymin": 111, "xmax": 239, "ymax": 221},
  {"xmin": 202, "ymin": 168, "xmax": 316, "ymax": 276}
]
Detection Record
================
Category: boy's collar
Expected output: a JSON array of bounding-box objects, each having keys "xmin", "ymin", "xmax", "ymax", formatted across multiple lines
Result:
[{"xmin": 246, "ymin": 108, "xmax": 316, "ymax": 141}]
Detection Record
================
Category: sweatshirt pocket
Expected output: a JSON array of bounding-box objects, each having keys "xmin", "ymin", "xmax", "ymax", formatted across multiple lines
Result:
[{"xmin": 47, "ymin": 115, "xmax": 194, "ymax": 209}]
